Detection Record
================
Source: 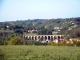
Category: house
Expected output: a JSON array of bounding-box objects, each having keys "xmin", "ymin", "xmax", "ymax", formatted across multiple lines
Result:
[
  {"xmin": 28, "ymin": 29, "xmax": 38, "ymax": 33},
  {"xmin": 54, "ymin": 27, "xmax": 59, "ymax": 29}
]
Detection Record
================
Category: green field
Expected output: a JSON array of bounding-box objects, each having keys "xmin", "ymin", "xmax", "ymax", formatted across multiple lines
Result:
[{"xmin": 0, "ymin": 46, "xmax": 80, "ymax": 60}]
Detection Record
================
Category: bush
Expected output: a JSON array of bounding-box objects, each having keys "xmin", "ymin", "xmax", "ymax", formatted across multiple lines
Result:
[
  {"xmin": 8, "ymin": 36, "xmax": 23, "ymax": 45},
  {"xmin": 4, "ymin": 41, "xmax": 8, "ymax": 45},
  {"xmin": 48, "ymin": 42, "xmax": 58, "ymax": 46},
  {"xmin": 25, "ymin": 40, "xmax": 42, "ymax": 45},
  {"xmin": 48, "ymin": 41, "xmax": 74, "ymax": 46},
  {"xmin": 76, "ymin": 41, "xmax": 80, "ymax": 46},
  {"xmin": 0, "ymin": 49, "xmax": 5, "ymax": 60},
  {"xmin": 73, "ymin": 41, "xmax": 80, "ymax": 46},
  {"xmin": 0, "ymin": 40, "xmax": 4, "ymax": 45},
  {"xmin": 25, "ymin": 40, "xmax": 48, "ymax": 45}
]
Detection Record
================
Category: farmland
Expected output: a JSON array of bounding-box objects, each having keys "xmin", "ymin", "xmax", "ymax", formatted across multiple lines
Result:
[{"xmin": 0, "ymin": 45, "xmax": 80, "ymax": 60}]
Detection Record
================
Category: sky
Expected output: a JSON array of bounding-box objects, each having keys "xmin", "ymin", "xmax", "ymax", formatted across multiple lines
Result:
[{"xmin": 0, "ymin": 0, "xmax": 80, "ymax": 22}]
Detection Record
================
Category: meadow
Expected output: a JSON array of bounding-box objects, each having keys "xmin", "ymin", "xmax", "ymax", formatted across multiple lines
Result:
[{"xmin": 0, "ymin": 45, "xmax": 80, "ymax": 60}]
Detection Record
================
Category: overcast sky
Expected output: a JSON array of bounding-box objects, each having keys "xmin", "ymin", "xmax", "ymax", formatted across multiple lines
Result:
[{"xmin": 0, "ymin": 0, "xmax": 80, "ymax": 22}]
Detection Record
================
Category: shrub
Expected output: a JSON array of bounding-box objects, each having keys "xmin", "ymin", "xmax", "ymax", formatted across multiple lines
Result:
[
  {"xmin": 8, "ymin": 36, "xmax": 23, "ymax": 45},
  {"xmin": 48, "ymin": 41, "xmax": 74, "ymax": 46},
  {"xmin": 4, "ymin": 41, "xmax": 8, "ymax": 45},
  {"xmin": 25, "ymin": 40, "xmax": 42, "ymax": 45},
  {"xmin": 0, "ymin": 49, "xmax": 5, "ymax": 60},
  {"xmin": 76, "ymin": 41, "xmax": 80, "ymax": 46},
  {"xmin": 48, "ymin": 42, "xmax": 58, "ymax": 46},
  {"xmin": 73, "ymin": 41, "xmax": 80, "ymax": 46},
  {"xmin": 25, "ymin": 40, "xmax": 48, "ymax": 45},
  {"xmin": 0, "ymin": 40, "xmax": 3, "ymax": 45}
]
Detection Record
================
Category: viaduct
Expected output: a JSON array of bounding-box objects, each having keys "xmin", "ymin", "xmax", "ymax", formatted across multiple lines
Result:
[{"xmin": 23, "ymin": 35, "xmax": 64, "ymax": 43}]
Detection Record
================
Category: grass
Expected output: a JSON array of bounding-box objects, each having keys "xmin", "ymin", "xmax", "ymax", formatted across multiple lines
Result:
[{"xmin": 0, "ymin": 45, "xmax": 80, "ymax": 60}]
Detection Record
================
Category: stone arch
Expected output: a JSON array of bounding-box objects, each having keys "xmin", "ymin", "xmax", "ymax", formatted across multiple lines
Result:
[
  {"xmin": 51, "ymin": 36, "xmax": 53, "ymax": 41},
  {"xmin": 58, "ymin": 36, "xmax": 60, "ymax": 39},
  {"xmin": 54, "ymin": 36, "xmax": 57, "ymax": 40},
  {"xmin": 29, "ymin": 36, "xmax": 31, "ymax": 40},
  {"xmin": 61, "ymin": 36, "xmax": 64, "ymax": 39},
  {"xmin": 48, "ymin": 36, "xmax": 50, "ymax": 40},
  {"xmin": 27, "ymin": 36, "xmax": 29, "ymax": 40},
  {"xmin": 32, "ymin": 36, "xmax": 34, "ymax": 40},
  {"xmin": 40, "ymin": 36, "xmax": 44, "ymax": 41},
  {"xmin": 38, "ymin": 36, "xmax": 40, "ymax": 40},
  {"xmin": 45, "ymin": 36, "xmax": 47, "ymax": 40},
  {"xmin": 35, "ymin": 36, "xmax": 37, "ymax": 40},
  {"xmin": 25, "ymin": 36, "xmax": 28, "ymax": 40},
  {"xmin": 58, "ymin": 36, "xmax": 60, "ymax": 42}
]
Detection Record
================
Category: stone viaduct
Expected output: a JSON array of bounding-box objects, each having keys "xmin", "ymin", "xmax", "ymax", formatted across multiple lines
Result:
[{"xmin": 23, "ymin": 35, "xmax": 64, "ymax": 43}]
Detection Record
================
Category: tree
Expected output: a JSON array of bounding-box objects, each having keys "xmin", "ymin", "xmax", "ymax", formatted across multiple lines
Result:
[
  {"xmin": 38, "ymin": 28, "xmax": 52, "ymax": 35},
  {"xmin": 8, "ymin": 37, "xmax": 23, "ymax": 45},
  {"xmin": 14, "ymin": 29, "xmax": 23, "ymax": 35},
  {"xmin": 74, "ymin": 29, "xmax": 80, "ymax": 38}
]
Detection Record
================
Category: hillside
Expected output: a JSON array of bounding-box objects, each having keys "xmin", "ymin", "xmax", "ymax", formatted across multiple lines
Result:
[
  {"xmin": 2, "ymin": 17, "xmax": 80, "ymax": 29},
  {"xmin": 0, "ymin": 17, "xmax": 80, "ymax": 43}
]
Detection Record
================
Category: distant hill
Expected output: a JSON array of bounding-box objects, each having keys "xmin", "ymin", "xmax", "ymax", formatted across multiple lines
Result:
[
  {"xmin": 4, "ymin": 17, "xmax": 80, "ymax": 29},
  {"xmin": 0, "ymin": 17, "xmax": 80, "ymax": 42}
]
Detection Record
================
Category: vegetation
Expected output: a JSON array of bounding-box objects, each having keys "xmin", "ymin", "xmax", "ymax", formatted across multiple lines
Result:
[
  {"xmin": 0, "ymin": 46, "xmax": 80, "ymax": 60},
  {"xmin": 25, "ymin": 40, "xmax": 48, "ymax": 45},
  {"xmin": 0, "ymin": 17, "xmax": 80, "ymax": 45},
  {"xmin": 0, "ymin": 49, "xmax": 5, "ymax": 60},
  {"xmin": 38, "ymin": 28, "xmax": 52, "ymax": 35},
  {"xmin": 8, "ymin": 37, "xmax": 23, "ymax": 45},
  {"xmin": 0, "ymin": 17, "xmax": 80, "ymax": 60}
]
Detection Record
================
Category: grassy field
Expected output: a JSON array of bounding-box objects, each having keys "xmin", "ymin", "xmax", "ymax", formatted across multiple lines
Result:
[{"xmin": 0, "ymin": 46, "xmax": 80, "ymax": 60}]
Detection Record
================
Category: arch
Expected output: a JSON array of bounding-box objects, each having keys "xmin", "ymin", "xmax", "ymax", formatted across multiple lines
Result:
[
  {"xmin": 38, "ymin": 36, "xmax": 40, "ymax": 40},
  {"xmin": 45, "ymin": 36, "xmax": 47, "ymax": 40},
  {"xmin": 32, "ymin": 36, "xmax": 34, "ymax": 40},
  {"xmin": 61, "ymin": 36, "xmax": 64, "ymax": 39},
  {"xmin": 51, "ymin": 36, "xmax": 53, "ymax": 41},
  {"xmin": 29, "ymin": 36, "xmax": 31, "ymax": 40},
  {"xmin": 40, "ymin": 36, "xmax": 44, "ymax": 41},
  {"xmin": 35, "ymin": 36, "xmax": 37, "ymax": 40},
  {"xmin": 25, "ymin": 36, "xmax": 28, "ymax": 40},
  {"xmin": 23, "ymin": 35, "xmax": 64, "ymax": 42},
  {"xmin": 48, "ymin": 36, "xmax": 50, "ymax": 40},
  {"xmin": 58, "ymin": 36, "xmax": 60, "ymax": 39},
  {"xmin": 58, "ymin": 36, "xmax": 60, "ymax": 42},
  {"xmin": 54, "ymin": 36, "xmax": 57, "ymax": 40}
]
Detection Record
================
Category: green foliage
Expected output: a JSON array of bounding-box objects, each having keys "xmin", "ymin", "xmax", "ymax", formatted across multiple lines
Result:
[
  {"xmin": 48, "ymin": 41, "xmax": 74, "ymax": 46},
  {"xmin": 25, "ymin": 40, "xmax": 47, "ymax": 45},
  {"xmin": 38, "ymin": 28, "xmax": 52, "ymax": 35},
  {"xmin": 64, "ymin": 28, "xmax": 80, "ymax": 39},
  {"xmin": 73, "ymin": 41, "xmax": 80, "ymax": 46},
  {"xmin": 0, "ymin": 17, "xmax": 80, "ymax": 45},
  {"xmin": 3, "ymin": 41, "xmax": 8, "ymax": 45},
  {"xmin": 0, "ymin": 46, "xmax": 80, "ymax": 60},
  {"xmin": 76, "ymin": 41, "xmax": 80, "ymax": 46},
  {"xmin": 8, "ymin": 37, "xmax": 23, "ymax": 45},
  {"xmin": 0, "ymin": 49, "xmax": 5, "ymax": 60},
  {"xmin": 14, "ymin": 29, "xmax": 23, "ymax": 34},
  {"xmin": 58, "ymin": 42, "xmax": 73, "ymax": 46},
  {"xmin": 74, "ymin": 29, "xmax": 80, "ymax": 38},
  {"xmin": 0, "ymin": 40, "xmax": 3, "ymax": 45}
]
